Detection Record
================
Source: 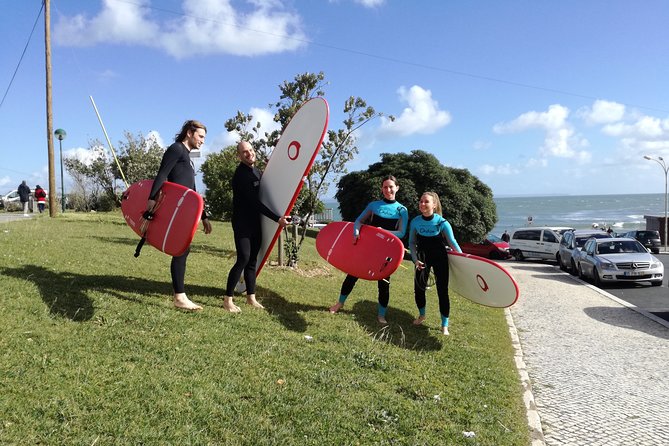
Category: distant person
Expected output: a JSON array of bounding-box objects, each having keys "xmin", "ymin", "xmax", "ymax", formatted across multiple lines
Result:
[
  {"xmin": 408, "ymin": 192, "xmax": 462, "ymax": 336},
  {"xmin": 606, "ymin": 226, "xmax": 613, "ymax": 235},
  {"xmin": 18, "ymin": 180, "xmax": 31, "ymax": 216},
  {"xmin": 222, "ymin": 141, "xmax": 291, "ymax": 313},
  {"xmin": 329, "ymin": 175, "xmax": 409, "ymax": 324},
  {"xmin": 147, "ymin": 120, "xmax": 212, "ymax": 311},
  {"xmin": 501, "ymin": 230, "xmax": 510, "ymax": 243},
  {"xmin": 34, "ymin": 185, "xmax": 47, "ymax": 213}
]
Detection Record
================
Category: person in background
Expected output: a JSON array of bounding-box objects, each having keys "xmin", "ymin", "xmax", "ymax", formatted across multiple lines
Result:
[
  {"xmin": 18, "ymin": 181, "xmax": 31, "ymax": 216},
  {"xmin": 329, "ymin": 175, "xmax": 409, "ymax": 324},
  {"xmin": 501, "ymin": 230, "xmax": 510, "ymax": 243},
  {"xmin": 34, "ymin": 185, "xmax": 47, "ymax": 213},
  {"xmin": 147, "ymin": 120, "xmax": 212, "ymax": 311},
  {"xmin": 222, "ymin": 141, "xmax": 290, "ymax": 313},
  {"xmin": 408, "ymin": 192, "xmax": 462, "ymax": 336}
]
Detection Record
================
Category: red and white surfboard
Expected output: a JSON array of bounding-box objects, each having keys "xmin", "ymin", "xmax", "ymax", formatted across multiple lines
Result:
[
  {"xmin": 121, "ymin": 179, "xmax": 203, "ymax": 257},
  {"xmin": 316, "ymin": 222, "xmax": 405, "ymax": 280},
  {"xmin": 448, "ymin": 252, "xmax": 519, "ymax": 308},
  {"xmin": 255, "ymin": 97, "xmax": 329, "ymax": 275}
]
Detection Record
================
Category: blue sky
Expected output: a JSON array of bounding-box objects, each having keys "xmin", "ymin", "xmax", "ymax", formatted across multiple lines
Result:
[{"xmin": 2, "ymin": 0, "xmax": 669, "ymax": 199}]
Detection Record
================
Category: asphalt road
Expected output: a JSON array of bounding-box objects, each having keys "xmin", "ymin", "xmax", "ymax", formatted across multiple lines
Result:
[{"xmin": 601, "ymin": 253, "xmax": 669, "ymax": 321}]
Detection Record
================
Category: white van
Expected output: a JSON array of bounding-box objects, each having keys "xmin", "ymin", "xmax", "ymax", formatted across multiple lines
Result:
[{"xmin": 509, "ymin": 226, "xmax": 569, "ymax": 261}]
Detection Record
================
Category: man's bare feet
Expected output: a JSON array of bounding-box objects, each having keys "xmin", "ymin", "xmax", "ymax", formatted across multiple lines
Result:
[
  {"xmin": 173, "ymin": 293, "xmax": 202, "ymax": 311},
  {"xmin": 246, "ymin": 294, "xmax": 265, "ymax": 309},
  {"xmin": 377, "ymin": 316, "xmax": 388, "ymax": 325},
  {"xmin": 412, "ymin": 315, "xmax": 426, "ymax": 325},
  {"xmin": 329, "ymin": 302, "xmax": 343, "ymax": 314},
  {"xmin": 441, "ymin": 326, "xmax": 449, "ymax": 336},
  {"xmin": 223, "ymin": 296, "xmax": 241, "ymax": 313}
]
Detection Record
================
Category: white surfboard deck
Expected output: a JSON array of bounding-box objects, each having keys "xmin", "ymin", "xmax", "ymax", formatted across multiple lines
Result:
[
  {"xmin": 236, "ymin": 97, "xmax": 329, "ymax": 293},
  {"xmin": 448, "ymin": 252, "xmax": 519, "ymax": 308}
]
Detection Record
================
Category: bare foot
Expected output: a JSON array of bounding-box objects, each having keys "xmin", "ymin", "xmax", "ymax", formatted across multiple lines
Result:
[
  {"xmin": 377, "ymin": 316, "xmax": 388, "ymax": 325},
  {"xmin": 412, "ymin": 315, "xmax": 426, "ymax": 326},
  {"xmin": 173, "ymin": 293, "xmax": 202, "ymax": 311},
  {"xmin": 441, "ymin": 326, "xmax": 449, "ymax": 336},
  {"xmin": 329, "ymin": 302, "xmax": 343, "ymax": 314},
  {"xmin": 246, "ymin": 295, "xmax": 265, "ymax": 309},
  {"xmin": 222, "ymin": 296, "xmax": 241, "ymax": 313}
]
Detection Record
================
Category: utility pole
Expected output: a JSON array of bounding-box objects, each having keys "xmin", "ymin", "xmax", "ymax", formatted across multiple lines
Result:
[{"xmin": 45, "ymin": 0, "xmax": 57, "ymax": 216}]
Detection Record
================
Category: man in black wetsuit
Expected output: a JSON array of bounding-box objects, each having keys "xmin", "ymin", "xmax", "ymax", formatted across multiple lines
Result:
[
  {"xmin": 222, "ymin": 140, "xmax": 290, "ymax": 312},
  {"xmin": 147, "ymin": 120, "xmax": 212, "ymax": 311}
]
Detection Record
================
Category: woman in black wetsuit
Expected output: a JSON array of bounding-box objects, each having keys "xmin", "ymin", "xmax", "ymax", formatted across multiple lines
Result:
[{"xmin": 147, "ymin": 120, "xmax": 212, "ymax": 311}]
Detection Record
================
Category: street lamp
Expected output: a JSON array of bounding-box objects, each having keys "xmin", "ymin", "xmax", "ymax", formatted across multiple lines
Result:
[
  {"xmin": 644, "ymin": 155, "xmax": 669, "ymax": 253},
  {"xmin": 54, "ymin": 128, "xmax": 67, "ymax": 212}
]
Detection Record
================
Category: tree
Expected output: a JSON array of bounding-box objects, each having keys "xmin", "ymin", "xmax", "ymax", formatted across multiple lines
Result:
[
  {"xmin": 335, "ymin": 150, "xmax": 497, "ymax": 243},
  {"xmin": 64, "ymin": 132, "xmax": 164, "ymax": 209},
  {"xmin": 200, "ymin": 145, "xmax": 238, "ymax": 220},
  {"xmin": 213, "ymin": 71, "xmax": 391, "ymax": 237}
]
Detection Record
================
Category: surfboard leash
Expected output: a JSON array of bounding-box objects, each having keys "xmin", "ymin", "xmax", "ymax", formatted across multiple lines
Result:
[{"xmin": 134, "ymin": 191, "xmax": 165, "ymax": 257}]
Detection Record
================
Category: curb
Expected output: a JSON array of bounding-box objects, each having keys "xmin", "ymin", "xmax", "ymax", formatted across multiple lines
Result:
[{"xmin": 505, "ymin": 308, "xmax": 546, "ymax": 446}]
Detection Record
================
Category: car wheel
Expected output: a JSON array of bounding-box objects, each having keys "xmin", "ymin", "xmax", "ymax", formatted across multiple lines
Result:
[
  {"xmin": 490, "ymin": 251, "xmax": 502, "ymax": 260},
  {"xmin": 513, "ymin": 250, "xmax": 524, "ymax": 261},
  {"xmin": 557, "ymin": 254, "xmax": 564, "ymax": 270},
  {"xmin": 577, "ymin": 263, "xmax": 585, "ymax": 279},
  {"xmin": 570, "ymin": 259, "xmax": 578, "ymax": 276},
  {"xmin": 592, "ymin": 268, "xmax": 602, "ymax": 287},
  {"xmin": 651, "ymin": 280, "xmax": 663, "ymax": 287},
  {"xmin": 652, "ymin": 249, "xmax": 660, "ymax": 254}
]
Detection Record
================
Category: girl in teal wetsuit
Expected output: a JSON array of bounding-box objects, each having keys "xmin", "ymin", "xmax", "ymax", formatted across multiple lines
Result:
[
  {"xmin": 329, "ymin": 176, "xmax": 409, "ymax": 324},
  {"xmin": 408, "ymin": 192, "xmax": 462, "ymax": 336}
]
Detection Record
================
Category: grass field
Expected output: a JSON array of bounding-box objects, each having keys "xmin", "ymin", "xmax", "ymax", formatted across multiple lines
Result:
[{"xmin": 0, "ymin": 212, "xmax": 529, "ymax": 445}]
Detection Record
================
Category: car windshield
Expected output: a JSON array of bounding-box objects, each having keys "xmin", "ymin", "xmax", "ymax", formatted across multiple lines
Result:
[
  {"xmin": 487, "ymin": 233, "xmax": 502, "ymax": 243},
  {"xmin": 575, "ymin": 233, "xmax": 610, "ymax": 248},
  {"xmin": 597, "ymin": 240, "xmax": 646, "ymax": 254},
  {"xmin": 637, "ymin": 231, "xmax": 659, "ymax": 238}
]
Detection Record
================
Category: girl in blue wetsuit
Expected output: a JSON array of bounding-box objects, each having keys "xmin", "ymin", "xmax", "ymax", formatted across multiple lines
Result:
[
  {"xmin": 408, "ymin": 192, "xmax": 461, "ymax": 335},
  {"xmin": 329, "ymin": 176, "xmax": 409, "ymax": 324}
]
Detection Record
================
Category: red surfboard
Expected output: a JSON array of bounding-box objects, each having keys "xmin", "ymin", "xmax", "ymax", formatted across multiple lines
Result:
[
  {"xmin": 316, "ymin": 222, "xmax": 405, "ymax": 280},
  {"xmin": 121, "ymin": 180, "xmax": 204, "ymax": 257}
]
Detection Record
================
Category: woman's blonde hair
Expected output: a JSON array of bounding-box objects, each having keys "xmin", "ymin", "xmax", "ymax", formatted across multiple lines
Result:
[{"xmin": 422, "ymin": 192, "xmax": 442, "ymax": 215}]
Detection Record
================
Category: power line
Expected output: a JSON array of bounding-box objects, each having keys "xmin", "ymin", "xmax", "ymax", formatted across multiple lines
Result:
[
  {"xmin": 109, "ymin": 0, "xmax": 669, "ymax": 114},
  {"xmin": 0, "ymin": 1, "xmax": 45, "ymax": 111}
]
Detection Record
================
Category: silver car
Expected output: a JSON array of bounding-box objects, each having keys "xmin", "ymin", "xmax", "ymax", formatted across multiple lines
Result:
[
  {"xmin": 558, "ymin": 229, "xmax": 612, "ymax": 274},
  {"xmin": 576, "ymin": 237, "xmax": 664, "ymax": 287}
]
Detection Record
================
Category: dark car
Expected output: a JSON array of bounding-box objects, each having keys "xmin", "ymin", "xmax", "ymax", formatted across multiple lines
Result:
[
  {"xmin": 621, "ymin": 230, "xmax": 662, "ymax": 254},
  {"xmin": 461, "ymin": 233, "xmax": 511, "ymax": 260}
]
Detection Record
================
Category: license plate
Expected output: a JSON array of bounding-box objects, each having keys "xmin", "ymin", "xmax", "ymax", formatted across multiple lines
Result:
[{"xmin": 624, "ymin": 270, "xmax": 644, "ymax": 276}]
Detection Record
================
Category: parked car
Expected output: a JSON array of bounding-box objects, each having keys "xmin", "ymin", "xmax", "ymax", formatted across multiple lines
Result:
[
  {"xmin": 1, "ymin": 189, "xmax": 30, "ymax": 211},
  {"xmin": 461, "ymin": 233, "xmax": 511, "ymax": 260},
  {"xmin": 575, "ymin": 237, "xmax": 664, "ymax": 287},
  {"xmin": 558, "ymin": 229, "xmax": 613, "ymax": 274},
  {"xmin": 620, "ymin": 230, "xmax": 662, "ymax": 254},
  {"xmin": 509, "ymin": 226, "xmax": 572, "ymax": 261}
]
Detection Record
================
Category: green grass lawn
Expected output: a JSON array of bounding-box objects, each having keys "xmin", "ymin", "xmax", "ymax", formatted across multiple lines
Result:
[{"xmin": 0, "ymin": 212, "xmax": 529, "ymax": 445}]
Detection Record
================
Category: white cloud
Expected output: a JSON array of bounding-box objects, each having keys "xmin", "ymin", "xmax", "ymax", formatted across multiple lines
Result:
[
  {"xmin": 603, "ymin": 115, "xmax": 669, "ymax": 139},
  {"xmin": 493, "ymin": 104, "xmax": 590, "ymax": 162},
  {"xmin": 210, "ymin": 106, "xmax": 281, "ymax": 151},
  {"xmin": 146, "ymin": 130, "xmax": 165, "ymax": 149},
  {"xmin": 472, "ymin": 140, "xmax": 491, "ymax": 151},
  {"xmin": 354, "ymin": 0, "xmax": 385, "ymax": 7},
  {"xmin": 578, "ymin": 100, "xmax": 626, "ymax": 125},
  {"xmin": 54, "ymin": 0, "xmax": 306, "ymax": 58},
  {"xmin": 379, "ymin": 85, "xmax": 451, "ymax": 136},
  {"xmin": 64, "ymin": 145, "xmax": 108, "ymax": 166},
  {"xmin": 0, "ymin": 176, "xmax": 11, "ymax": 189},
  {"xmin": 479, "ymin": 164, "xmax": 520, "ymax": 175}
]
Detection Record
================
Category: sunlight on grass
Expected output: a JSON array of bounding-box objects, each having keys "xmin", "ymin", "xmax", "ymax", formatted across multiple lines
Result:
[{"xmin": 0, "ymin": 212, "xmax": 528, "ymax": 444}]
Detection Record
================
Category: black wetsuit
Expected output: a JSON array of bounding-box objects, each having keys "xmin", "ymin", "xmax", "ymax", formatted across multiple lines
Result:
[
  {"xmin": 150, "ymin": 142, "xmax": 206, "ymax": 294},
  {"xmin": 225, "ymin": 162, "xmax": 280, "ymax": 295}
]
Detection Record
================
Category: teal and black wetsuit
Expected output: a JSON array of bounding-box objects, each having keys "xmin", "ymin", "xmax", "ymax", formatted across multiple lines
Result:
[
  {"xmin": 338, "ymin": 199, "xmax": 409, "ymax": 316},
  {"xmin": 408, "ymin": 213, "xmax": 461, "ymax": 327}
]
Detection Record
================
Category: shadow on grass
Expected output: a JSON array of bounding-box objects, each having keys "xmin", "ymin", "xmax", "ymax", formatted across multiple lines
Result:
[
  {"xmin": 257, "ymin": 286, "xmax": 442, "ymax": 351},
  {"xmin": 88, "ymin": 235, "xmax": 237, "ymax": 258},
  {"xmin": 1, "ymin": 264, "xmax": 221, "ymax": 323}
]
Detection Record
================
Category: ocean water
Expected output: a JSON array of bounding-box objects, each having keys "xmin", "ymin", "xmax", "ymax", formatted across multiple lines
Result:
[{"xmin": 323, "ymin": 193, "xmax": 668, "ymax": 237}]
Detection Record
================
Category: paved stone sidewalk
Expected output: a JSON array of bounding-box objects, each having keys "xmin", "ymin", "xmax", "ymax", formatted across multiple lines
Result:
[{"xmin": 505, "ymin": 262, "xmax": 669, "ymax": 446}]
